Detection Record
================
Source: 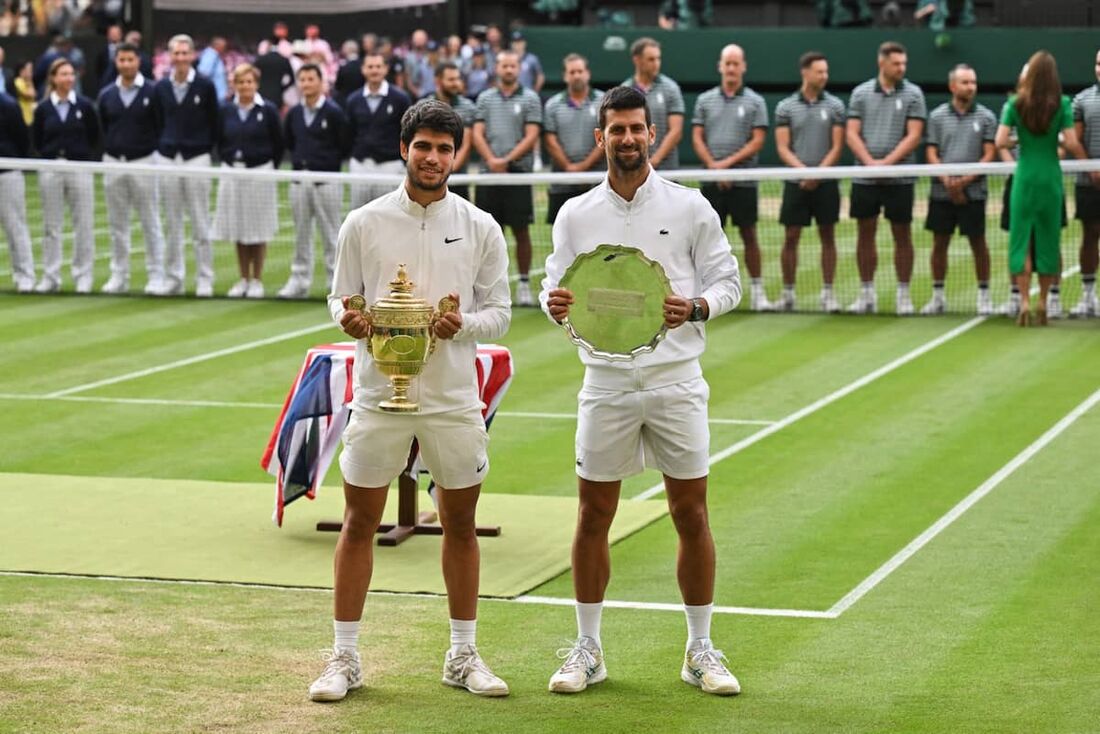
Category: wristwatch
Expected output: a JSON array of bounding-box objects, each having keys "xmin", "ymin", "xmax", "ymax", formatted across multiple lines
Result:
[{"xmin": 688, "ymin": 298, "xmax": 706, "ymax": 322}]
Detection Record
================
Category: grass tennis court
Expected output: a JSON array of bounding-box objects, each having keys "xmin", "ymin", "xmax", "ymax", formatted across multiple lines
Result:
[{"xmin": 1, "ymin": 294, "xmax": 1099, "ymax": 732}]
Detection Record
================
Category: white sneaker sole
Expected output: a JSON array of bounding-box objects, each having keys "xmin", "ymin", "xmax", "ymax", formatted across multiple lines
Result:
[
  {"xmin": 442, "ymin": 675, "xmax": 510, "ymax": 697},
  {"xmin": 548, "ymin": 665, "xmax": 608, "ymax": 694},
  {"xmin": 681, "ymin": 667, "xmax": 741, "ymax": 696},
  {"xmin": 309, "ymin": 678, "xmax": 363, "ymax": 702}
]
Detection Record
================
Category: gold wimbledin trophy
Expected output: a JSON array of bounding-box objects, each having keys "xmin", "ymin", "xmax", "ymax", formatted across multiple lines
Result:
[{"xmin": 347, "ymin": 264, "xmax": 457, "ymax": 413}]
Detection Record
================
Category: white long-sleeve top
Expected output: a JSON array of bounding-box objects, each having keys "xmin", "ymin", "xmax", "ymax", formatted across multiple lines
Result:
[
  {"xmin": 539, "ymin": 168, "xmax": 741, "ymax": 391},
  {"xmin": 328, "ymin": 184, "xmax": 512, "ymax": 414}
]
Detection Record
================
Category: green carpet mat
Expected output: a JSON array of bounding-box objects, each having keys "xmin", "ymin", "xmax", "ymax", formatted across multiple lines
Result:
[{"xmin": 0, "ymin": 473, "xmax": 667, "ymax": 597}]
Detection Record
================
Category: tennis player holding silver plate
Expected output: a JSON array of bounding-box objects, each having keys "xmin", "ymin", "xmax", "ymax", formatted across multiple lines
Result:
[{"xmin": 539, "ymin": 86, "xmax": 743, "ymax": 697}]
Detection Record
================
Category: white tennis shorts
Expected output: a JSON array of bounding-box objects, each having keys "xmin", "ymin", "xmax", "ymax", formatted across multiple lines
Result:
[
  {"xmin": 339, "ymin": 407, "xmax": 489, "ymax": 489},
  {"xmin": 575, "ymin": 377, "xmax": 710, "ymax": 482}
]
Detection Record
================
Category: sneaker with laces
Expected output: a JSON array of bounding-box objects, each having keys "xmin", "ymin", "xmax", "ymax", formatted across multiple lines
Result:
[
  {"xmin": 682, "ymin": 640, "xmax": 740, "ymax": 696},
  {"xmin": 227, "ymin": 278, "xmax": 249, "ymax": 298},
  {"xmin": 515, "ymin": 280, "xmax": 534, "ymax": 307},
  {"xmin": 920, "ymin": 294, "xmax": 945, "ymax": 315},
  {"xmin": 896, "ymin": 288, "xmax": 914, "ymax": 316},
  {"xmin": 999, "ymin": 295, "xmax": 1021, "ymax": 317},
  {"xmin": 820, "ymin": 289, "xmax": 839, "ymax": 313},
  {"xmin": 548, "ymin": 636, "xmax": 606, "ymax": 694},
  {"xmin": 442, "ymin": 644, "xmax": 509, "ymax": 697},
  {"xmin": 246, "ymin": 279, "xmax": 265, "ymax": 299},
  {"xmin": 308, "ymin": 647, "xmax": 363, "ymax": 702},
  {"xmin": 976, "ymin": 290, "xmax": 994, "ymax": 316},
  {"xmin": 1048, "ymin": 292, "xmax": 1063, "ymax": 319},
  {"xmin": 1069, "ymin": 292, "xmax": 1099, "ymax": 318},
  {"xmin": 278, "ymin": 279, "xmax": 310, "ymax": 299},
  {"xmin": 750, "ymin": 287, "xmax": 773, "ymax": 312},
  {"xmin": 101, "ymin": 275, "xmax": 129, "ymax": 294}
]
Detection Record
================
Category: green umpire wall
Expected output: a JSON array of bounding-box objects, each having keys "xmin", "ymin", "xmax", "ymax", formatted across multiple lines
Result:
[{"xmin": 524, "ymin": 27, "xmax": 1100, "ymax": 165}]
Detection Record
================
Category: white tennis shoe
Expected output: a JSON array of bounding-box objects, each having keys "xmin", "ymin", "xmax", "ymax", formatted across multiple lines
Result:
[
  {"xmin": 308, "ymin": 647, "xmax": 363, "ymax": 702},
  {"xmin": 548, "ymin": 636, "xmax": 606, "ymax": 694},
  {"xmin": 682, "ymin": 640, "xmax": 741, "ymax": 696},
  {"xmin": 442, "ymin": 644, "xmax": 509, "ymax": 697}
]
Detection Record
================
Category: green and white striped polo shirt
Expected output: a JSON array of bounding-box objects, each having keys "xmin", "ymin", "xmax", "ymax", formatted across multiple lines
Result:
[
  {"xmin": 927, "ymin": 102, "xmax": 997, "ymax": 200},
  {"xmin": 774, "ymin": 90, "xmax": 846, "ymax": 167},
  {"xmin": 1072, "ymin": 83, "xmax": 1100, "ymax": 185},
  {"xmin": 621, "ymin": 73, "xmax": 685, "ymax": 169},
  {"xmin": 474, "ymin": 85, "xmax": 543, "ymax": 172},
  {"xmin": 692, "ymin": 84, "xmax": 768, "ymax": 188},
  {"xmin": 848, "ymin": 78, "xmax": 927, "ymax": 185},
  {"xmin": 544, "ymin": 88, "xmax": 605, "ymax": 193}
]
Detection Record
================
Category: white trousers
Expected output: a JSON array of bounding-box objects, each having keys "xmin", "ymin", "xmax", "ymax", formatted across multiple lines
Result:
[
  {"xmin": 288, "ymin": 180, "xmax": 342, "ymax": 287},
  {"xmin": 38, "ymin": 168, "xmax": 95, "ymax": 289},
  {"xmin": 0, "ymin": 171, "xmax": 34, "ymax": 289},
  {"xmin": 104, "ymin": 154, "xmax": 165, "ymax": 284},
  {"xmin": 160, "ymin": 152, "xmax": 214, "ymax": 289},
  {"xmin": 349, "ymin": 157, "xmax": 403, "ymax": 209}
]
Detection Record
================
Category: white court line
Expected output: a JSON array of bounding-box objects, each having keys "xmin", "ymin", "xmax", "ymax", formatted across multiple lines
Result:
[
  {"xmin": 0, "ymin": 394, "xmax": 282, "ymax": 409},
  {"xmin": 0, "ymin": 571, "xmax": 832, "ymax": 618},
  {"xmin": 631, "ymin": 316, "xmax": 988, "ymax": 501},
  {"xmin": 827, "ymin": 384, "xmax": 1100, "ymax": 617},
  {"xmin": 495, "ymin": 411, "xmax": 775, "ymax": 426},
  {"xmin": 44, "ymin": 322, "xmax": 337, "ymax": 398}
]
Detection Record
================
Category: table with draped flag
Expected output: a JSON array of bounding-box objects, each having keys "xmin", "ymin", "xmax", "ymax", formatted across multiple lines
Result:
[{"xmin": 262, "ymin": 342, "xmax": 514, "ymax": 540}]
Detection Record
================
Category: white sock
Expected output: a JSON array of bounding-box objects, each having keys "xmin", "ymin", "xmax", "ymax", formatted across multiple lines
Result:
[
  {"xmin": 684, "ymin": 603, "xmax": 713, "ymax": 649},
  {"xmin": 334, "ymin": 619, "xmax": 359, "ymax": 653},
  {"xmin": 575, "ymin": 601, "xmax": 603, "ymax": 647},
  {"xmin": 861, "ymin": 281, "xmax": 875, "ymax": 295},
  {"xmin": 897, "ymin": 282, "xmax": 910, "ymax": 295},
  {"xmin": 783, "ymin": 284, "xmax": 795, "ymax": 297},
  {"xmin": 450, "ymin": 618, "xmax": 477, "ymax": 653}
]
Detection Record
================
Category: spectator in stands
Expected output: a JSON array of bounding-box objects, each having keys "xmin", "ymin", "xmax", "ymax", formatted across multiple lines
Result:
[
  {"xmin": 94, "ymin": 21, "xmax": 121, "ymax": 88},
  {"xmin": 624, "ymin": 37, "xmax": 683, "ymax": 170},
  {"xmin": 484, "ymin": 24, "xmax": 504, "ymax": 70},
  {"xmin": 255, "ymin": 40, "xmax": 294, "ymax": 114},
  {"xmin": 441, "ymin": 34, "xmax": 463, "ymax": 65},
  {"xmin": 197, "ymin": 36, "xmax": 229, "ymax": 101},
  {"xmin": 213, "ymin": 63, "xmax": 283, "ymax": 299},
  {"xmin": 379, "ymin": 37, "xmax": 407, "ymax": 92},
  {"xmin": 845, "ymin": 41, "xmax": 926, "ymax": 314},
  {"xmin": 44, "ymin": 0, "xmax": 78, "ymax": 37},
  {"xmin": 774, "ymin": 51, "xmax": 846, "ymax": 313},
  {"xmin": 98, "ymin": 41, "xmax": 165, "ymax": 295},
  {"xmin": 511, "ymin": 31, "xmax": 544, "ymax": 94},
  {"xmin": 0, "ymin": 45, "xmax": 11, "ymax": 94},
  {"xmin": 346, "ymin": 52, "xmax": 411, "ymax": 207},
  {"xmin": 429, "ymin": 60, "xmax": 476, "ymax": 200},
  {"xmin": 996, "ymin": 51, "xmax": 1087, "ymax": 326},
  {"xmin": 154, "ymin": 33, "xmax": 220, "ymax": 297},
  {"xmin": 278, "ymin": 63, "xmax": 349, "ymax": 299},
  {"xmin": 405, "ymin": 28, "xmax": 430, "ymax": 98},
  {"xmin": 692, "ymin": 43, "xmax": 770, "ymax": 311},
  {"xmin": 471, "ymin": 49, "xmax": 541, "ymax": 306},
  {"xmin": 659, "ymin": 0, "xmax": 714, "ymax": 29},
  {"xmin": 914, "ymin": 0, "xmax": 976, "ymax": 33},
  {"xmin": 542, "ymin": 53, "xmax": 603, "ymax": 223},
  {"xmin": 817, "ymin": 0, "xmax": 872, "ymax": 27},
  {"xmin": 271, "ymin": 21, "xmax": 293, "ymax": 58},
  {"xmin": 33, "ymin": 34, "xmax": 67, "ymax": 96},
  {"xmin": 1069, "ymin": 49, "xmax": 1100, "ymax": 318},
  {"xmin": 0, "ymin": 83, "xmax": 34, "ymax": 291},
  {"xmin": 464, "ymin": 46, "xmax": 490, "ymax": 100},
  {"xmin": 416, "ymin": 41, "xmax": 439, "ymax": 99},
  {"xmin": 360, "ymin": 33, "xmax": 378, "ymax": 58},
  {"xmin": 14, "ymin": 59, "xmax": 35, "ymax": 124},
  {"xmin": 333, "ymin": 39, "xmax": 362, "ymax": 107},
  {"xmin": 920, "ymin": 64, "xmax": 996, "ymax": 316},
  {"xmin": 32, "ymin": 56, "xmax": 99, "ymax": 293},
  {"xmin": 302, "ymin": 24, "xmax": 335, "ymax": 80}
]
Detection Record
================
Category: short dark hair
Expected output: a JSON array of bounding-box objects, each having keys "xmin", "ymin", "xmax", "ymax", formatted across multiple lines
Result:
[
  {"xmin": 631, "ymin": 37, "xmax": 659, "ymax": 57},
  {"xmin": 598, "ymin": 86, "xmax": 651, "ymax": 130},
  {"xmin": 115, "ymin": 42, "xmax": 140, "ymax": 57},
  {"xmin": 878, "ymin": 41, "xmax": 906, "ymax": 58},
  {"xmin": 297, "ymin": 63, "xmax": 323, "ymax": 79},
  {"xmin": 563, "ymin": 52, "xmax": 588, "ymax": 70},
  {"xmin": 799, "ymin": 51, "xmax": 826, "ymax": 69},
  {"xmin": 434, "ymin": 60, "xmax": 459, "ymax": 79},
  {"xmin": 400, "ymin": 98, "xmax": 464, "ymax": 150}
]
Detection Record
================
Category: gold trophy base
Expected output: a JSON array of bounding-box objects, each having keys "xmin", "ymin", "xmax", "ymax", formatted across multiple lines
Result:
[{"xmin": 379, "ymin": 376, "xmax": 420, "ymax": 413}]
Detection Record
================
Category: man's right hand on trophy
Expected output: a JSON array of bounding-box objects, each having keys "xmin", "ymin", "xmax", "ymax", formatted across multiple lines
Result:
[
  {"xmin": 340, "ymin": 296, "xmax": 372, "ymax": 339},
  {"xmin": 546, "ymin": 288, "xmax": 574, "ymax": 324}
]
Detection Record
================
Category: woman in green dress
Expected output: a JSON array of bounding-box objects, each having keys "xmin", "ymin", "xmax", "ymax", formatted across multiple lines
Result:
[{"xmin": 995, "ymin": 51, "xmax": 1087, "ymax": 325}]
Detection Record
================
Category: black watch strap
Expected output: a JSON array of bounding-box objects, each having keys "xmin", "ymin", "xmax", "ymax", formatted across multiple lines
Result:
[{"xmin": 689, "ymin": 298, "xmax": 705, "ymax": 322}]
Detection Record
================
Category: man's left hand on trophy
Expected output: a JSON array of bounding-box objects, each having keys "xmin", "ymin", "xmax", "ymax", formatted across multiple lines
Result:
[
  {"xmin": 340, "ymin": 296, "xmax": 372, "ymax": 339},
  {"xmin": 433, "ymin": 292, "xmax": 463, "ymax": 340}
]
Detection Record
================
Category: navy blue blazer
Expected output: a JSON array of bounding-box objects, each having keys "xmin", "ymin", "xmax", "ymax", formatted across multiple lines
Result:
[
  {"xmin": 217, "ymin": 99, "xmax": 284, "ymax": 167},
  {"xmin": 97, "ymin": 80, "xmax": 161, "ymax": 159},
  {"xmin": 284, "ymin": 98, "xmax": 350, "ymax": 172},
  {"xmin": 0, "ymin": 92, "xmax": 30, "ymax": 159},
  {"xmin": 32, "ymin": 94, "xmax": 101, "ymax": 161},
  {"xmin": 345, "ymin": 84, "xmax": 410, "ymax": 163},
  {"xmin": 153, "ymin": 73, "xmax": 220, "ymax": 159}
]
